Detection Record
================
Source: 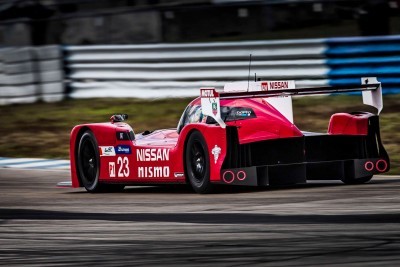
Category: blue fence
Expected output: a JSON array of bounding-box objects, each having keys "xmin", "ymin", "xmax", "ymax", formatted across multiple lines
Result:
[{"xmin": 325, "ymin": 35, "xmax": 400, "ymax": 94}]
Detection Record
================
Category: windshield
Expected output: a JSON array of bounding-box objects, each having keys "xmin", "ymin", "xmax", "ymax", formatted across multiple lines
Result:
[{"xmin": 177, "ymin": 104, "xmax": 256, "ymax": 133}]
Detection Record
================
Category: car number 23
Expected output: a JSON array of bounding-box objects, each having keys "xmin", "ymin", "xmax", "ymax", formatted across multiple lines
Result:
[{"xmin": 109, "ymin": 157, "xmax": 130, "ymax": 178}]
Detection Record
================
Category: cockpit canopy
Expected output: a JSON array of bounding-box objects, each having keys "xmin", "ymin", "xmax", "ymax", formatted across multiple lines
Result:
[{"xmin": 177, "ymin": 98, "xmax": 257, "ymax": 133}]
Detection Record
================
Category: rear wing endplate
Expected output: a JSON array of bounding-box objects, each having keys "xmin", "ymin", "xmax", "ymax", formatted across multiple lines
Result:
[{"xmin": 361, "ymin": 77, "xmax": 382, "ymax": 115}]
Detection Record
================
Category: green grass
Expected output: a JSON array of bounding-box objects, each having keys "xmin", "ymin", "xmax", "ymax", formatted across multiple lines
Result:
[
  {"xmin": 0, "ymin": 95, "xmax": 399, "ymax": 174},
  {"xmin": 0, "ymin": 98, "xmax": 191, "ymax": 160}
]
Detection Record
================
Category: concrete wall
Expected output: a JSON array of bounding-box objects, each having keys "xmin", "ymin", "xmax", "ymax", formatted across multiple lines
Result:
[
  {"xmin": 60, "ymin": 10, "xmax": 162, "ymax": 44},
  {"xmin": 0, "ymin": 23, "xmax": 31, "ymax": 46},
  {"xmin": 0, "ymin": 10, "xmax": 162, "ymax": 46}
]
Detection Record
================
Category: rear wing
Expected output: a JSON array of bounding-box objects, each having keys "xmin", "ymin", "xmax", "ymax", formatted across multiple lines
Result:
[{"xmin": 200, "ymin": 77, "xmax": 382, "ymax": 129}]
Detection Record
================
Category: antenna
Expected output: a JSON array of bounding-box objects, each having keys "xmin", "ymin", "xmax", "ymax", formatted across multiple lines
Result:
[{"xmin": 247, "ymin": 54, "xmax": 252, "ymax": 92}]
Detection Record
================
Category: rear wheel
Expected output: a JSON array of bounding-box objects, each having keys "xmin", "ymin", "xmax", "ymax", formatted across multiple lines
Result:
[
  {"xmin": 341, "ymin": 175, "xmax": 373, "ymax": 185},
  {"xmin": 77, "ymin": 130, "xmax": 102, "ymax": 192},
  {"xmin": 185, "ymin": 131, "xmax": 213, "ymax": 194}
]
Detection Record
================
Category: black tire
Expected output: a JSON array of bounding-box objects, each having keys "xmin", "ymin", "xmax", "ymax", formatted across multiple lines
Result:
[
  {"xmin": 185, "ymin": 131, "xmax": 214, "ymax": 194},
  {"xmin": 341, "ymin": 175, "xmax": 373, "ymax": 185},
  {"xmin": 77, "ymin": 130, "xmax": 102, "ymax": 192}
]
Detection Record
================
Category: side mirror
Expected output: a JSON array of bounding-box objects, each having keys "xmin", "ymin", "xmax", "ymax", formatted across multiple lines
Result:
[{"xmin": 110, "ymin": 114, "xmax": 128, "ymax": 123}]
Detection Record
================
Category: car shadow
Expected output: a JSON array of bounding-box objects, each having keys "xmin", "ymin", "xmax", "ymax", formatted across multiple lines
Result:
[{"xmin": 62, "ymin": 177, "xmax": 400, "ymax": 195}]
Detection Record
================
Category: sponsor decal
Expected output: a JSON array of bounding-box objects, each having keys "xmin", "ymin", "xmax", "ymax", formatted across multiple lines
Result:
[
  {"xmin": 136, "ymin": 149, "xmax": 171, "ymax": 178},
  {"xmin": 212, "ymin": 102, "xmax": 218, "ymax": 116},
  {"xmin": 261, "ymin": 82, "xmax": 269, "ymax": 91},
  {"xmin": 99, "ymin": 146, "xmax": 116, "ymax": 156},
  {"xmin": 174, "ymin": 172, "xmax": 185, "ymax": 178},
  {"xmin": 109, "ymin": 162, "xmax": 116, "ymax": 177},
  {"xmin": 136, "ymin": 148, "xmax": 170, "ymax": 161},
  {"xmin": 236, "ymin": 110, "xmax": 252, "ymax": 117},
  {"xmin": 201, "ymin": 89, "xmax": 216, "ymax": 98},
  {"xmin": 211, "ymin": 145, "xmax": 221, "ymax": 164},
  {"xmin": 138, "ymin": 166, "xmax": 170, "ymax": 178},
  {"xmin": 270, "ymin": 81, "xmax": 289, "ymax": 90},
  {"xmin": 117, "ymin": 131, "xmax": 129, "ymax": 140},
  {"xmin": 115, "ymin": 145, "xmax": 131, "ymax": 154},
  {"xmin": 261, "ymin": 81, "xmax": 290, "ymax": 91}
]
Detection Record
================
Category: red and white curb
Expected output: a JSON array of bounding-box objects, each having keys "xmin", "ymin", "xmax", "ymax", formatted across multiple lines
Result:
[{"xmin": 0, "ymin": 157, "xmax": 70, "ymax": 170}]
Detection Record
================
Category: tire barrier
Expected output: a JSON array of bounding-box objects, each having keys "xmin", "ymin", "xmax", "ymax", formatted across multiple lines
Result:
[
  {"xmin": 0, "ymin": 46, "xmax": 64, "ymax": 105},
  {"xmin": 1, "ymin": 35, "xmax": 399, "ymax": 104},
  {"xmin": 64, "ymin": 39, "xmax": 329, "ymax": 99},
  {"xmin": 65, "ymin": 35, "xmax": 400, "ymax": 99}
]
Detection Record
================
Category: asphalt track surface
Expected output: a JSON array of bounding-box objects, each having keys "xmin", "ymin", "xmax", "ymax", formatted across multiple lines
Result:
[{"xmin": 1, "ymin": 169, "xmax": 400, "ymax": 266}]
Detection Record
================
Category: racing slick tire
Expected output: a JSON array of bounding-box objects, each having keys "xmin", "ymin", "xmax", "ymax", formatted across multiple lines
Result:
[
  {"xmin": 341, "ymin": 175, "xmax": 373, "ymax": 185},
  {"xmin": 77, "ymin": 130, "xmax": 103, "ymax": 193},
  {"xmin": 185, "ymin": 131, "xmax": 214, "ymax": 194}
]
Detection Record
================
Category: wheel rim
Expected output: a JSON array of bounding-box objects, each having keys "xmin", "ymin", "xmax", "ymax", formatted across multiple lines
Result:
[
  {"xmin": 190, "ymin": 140, "xmax": 206, "ymax": 184},
  {"xmin": 80, "ymin": 138, "xmax": 98, "ymax": 185}
]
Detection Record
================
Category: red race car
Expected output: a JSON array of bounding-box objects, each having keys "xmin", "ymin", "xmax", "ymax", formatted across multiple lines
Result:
[{"xmin": 69, "ymin": 77, "xmax": 390, "ymax": 193}]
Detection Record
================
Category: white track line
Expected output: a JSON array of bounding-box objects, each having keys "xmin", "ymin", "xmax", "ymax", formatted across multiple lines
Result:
[{"xmin": 0, "ymin": 157, "xmax": 70, "ymax": 170}]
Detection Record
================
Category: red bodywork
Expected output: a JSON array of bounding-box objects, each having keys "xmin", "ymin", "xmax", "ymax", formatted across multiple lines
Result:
[
  {"xmin": 71, "ymin": 124, "xmax": 227, "ymax": 187},
  {"xmin": 328, "ymin": 113, "xmax": 369, "ymax": 135},
  {"xmin": 70, "ymin": 96, "xmax": 389, "ymax": 188}
]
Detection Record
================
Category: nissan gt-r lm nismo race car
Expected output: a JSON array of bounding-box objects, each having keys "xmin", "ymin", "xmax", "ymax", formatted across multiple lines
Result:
[{"xmin": 69, "ymin": 77, "xmax": 390, "ymax": 193}]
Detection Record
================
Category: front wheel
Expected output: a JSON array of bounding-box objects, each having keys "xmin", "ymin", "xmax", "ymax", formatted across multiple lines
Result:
[
  {"xmin": 77, "ymin": 130, "xmax": 102, "ymax": 192},
  {"xmin": 341, "ymin": 175, "xmax": 373, "ymax": 185},
  {"xmin": 185, "ymin": 131, "xmax": 213, "ymax": 194}
]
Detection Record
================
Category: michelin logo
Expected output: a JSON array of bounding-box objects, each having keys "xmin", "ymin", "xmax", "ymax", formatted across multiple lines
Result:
[{"xmin": 211, "ymin": 145, "xmax": 221, "ymax": 164}]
